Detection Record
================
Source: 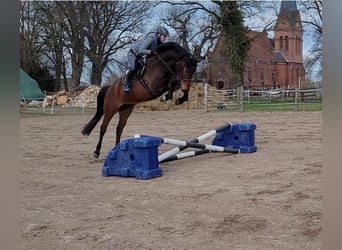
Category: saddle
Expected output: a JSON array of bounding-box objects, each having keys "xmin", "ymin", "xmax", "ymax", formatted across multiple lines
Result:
[
  {"xmin": 123, "ymin": 56, "xmax": 147, "ymax": 84},
  {"xmin": 135, "ymin": 56, "xmax": 147, "ymax": 79}
]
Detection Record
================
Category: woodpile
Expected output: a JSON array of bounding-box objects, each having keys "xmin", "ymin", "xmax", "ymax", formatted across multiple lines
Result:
[
  {"xmin": 39, "ymin": 83, "xmax": 227, "ymax": 111},
  {"xmin": 43, "ymin": 85, "xmax": 101, "ymax": 108},
  {"xmin": 135, "ymin": 83, "xmax": 205, "ymax": 111}
]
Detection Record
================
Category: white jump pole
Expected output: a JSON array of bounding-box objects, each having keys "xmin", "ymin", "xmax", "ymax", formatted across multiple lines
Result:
[
  {"xmin": 157, "ymin": 122, "xmax": 233, "ymax": 163},
  {"xmin": 160, "ymin": 149, "xmax": 210, "ymax": 163},
  {"xmin": 134, "ymin": 133, "xmax": 239, "ymax": 163}
]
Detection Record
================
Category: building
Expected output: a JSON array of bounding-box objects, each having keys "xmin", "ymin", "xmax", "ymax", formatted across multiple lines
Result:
[{"xmin": 206, "ymin": 0, "xmax": 305, "ymax": 89}]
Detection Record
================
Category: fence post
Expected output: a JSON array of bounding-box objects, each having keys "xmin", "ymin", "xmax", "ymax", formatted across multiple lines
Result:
[
  {"xmin": 294, "ymin": 88, "xmax": 298, "ymax": 112},
  {"xmin": 237, "ymin": 86, "xmax": 244, "ymax": 112},
  {"xmin": 204, "ymin": 82, "xmax": 208, "ymax": 112}
]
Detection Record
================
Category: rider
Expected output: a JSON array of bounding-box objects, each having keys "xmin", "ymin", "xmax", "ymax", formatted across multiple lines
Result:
[{"xmin": 123, "ymin": 26, "xmax": 169, "ymax": 93}]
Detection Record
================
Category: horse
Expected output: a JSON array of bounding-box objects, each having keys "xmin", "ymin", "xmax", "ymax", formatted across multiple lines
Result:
[{"xmin": 81, "ymin": 42, "xmax": 199, "ymax": 158}]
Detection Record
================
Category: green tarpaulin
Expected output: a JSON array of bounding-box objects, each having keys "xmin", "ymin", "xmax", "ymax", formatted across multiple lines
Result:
[{"xmin": 20, "ymin": 69, "xmax": 45, "ymax": 102}]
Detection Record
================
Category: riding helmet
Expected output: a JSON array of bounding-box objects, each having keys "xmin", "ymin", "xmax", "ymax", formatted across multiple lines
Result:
[{"xmin": 156, "ymin": 26, "xmax": 169, "ymax": 37}]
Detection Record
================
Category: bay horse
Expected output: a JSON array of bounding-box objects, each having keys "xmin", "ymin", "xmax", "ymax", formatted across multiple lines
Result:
[{"xmin": 82, "ymin": 42, "xmax": 199, "ymax": 158}]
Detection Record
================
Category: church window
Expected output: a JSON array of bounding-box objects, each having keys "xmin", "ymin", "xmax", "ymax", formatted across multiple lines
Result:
[
  {"xmin": 280, "ymin": 36, "xmax": 283, "ymax": 50},
  {"xmin": 285, "ymin": 36, "xmax": 289, "ymax": 51}
]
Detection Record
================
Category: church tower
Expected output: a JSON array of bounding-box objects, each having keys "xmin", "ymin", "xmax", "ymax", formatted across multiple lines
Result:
[{"xmin": 274, "ymin": 1, "xmax": 303, "ymax": 63}]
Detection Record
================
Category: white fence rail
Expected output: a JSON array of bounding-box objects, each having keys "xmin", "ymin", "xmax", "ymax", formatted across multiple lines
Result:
[
  {"xmin": 20, "ymin": 83, "xmax": 322, "ymax": 115},
  {"xmin": 203, "ymin": 83, "xmax": 322, "ymax": 112}
]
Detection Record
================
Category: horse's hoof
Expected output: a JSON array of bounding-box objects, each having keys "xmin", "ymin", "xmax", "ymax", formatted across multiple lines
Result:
[
  {"xmin": 160, "ymin": 95, "xmax": 166, "ymax": 102},
  {"xmin": 93, "ymin": 151, "xmax": 99, "ymax": 158},
  {"xmin": 175, "ymin": 98, "xmax": 182, "ymax": 105}
]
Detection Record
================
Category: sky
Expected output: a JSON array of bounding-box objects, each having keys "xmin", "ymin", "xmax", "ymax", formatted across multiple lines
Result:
[{"xmin": 92, "ymin": 1, "xmax": 321, "ymax": 83}]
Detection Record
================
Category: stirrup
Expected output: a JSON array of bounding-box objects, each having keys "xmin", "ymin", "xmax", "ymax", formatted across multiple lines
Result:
[{"xmin": 124, "ymin": 83, "xmax": 132, "ymax": 93}]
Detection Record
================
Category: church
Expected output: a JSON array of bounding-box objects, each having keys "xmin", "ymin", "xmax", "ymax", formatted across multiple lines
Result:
[{"xmin": 206, "ymin": 0, "xmax": 305, "ymax": 90}]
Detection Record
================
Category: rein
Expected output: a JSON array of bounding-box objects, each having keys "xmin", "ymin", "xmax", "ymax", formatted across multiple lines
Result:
[
  {"xmin": 156, "ymin": 54, "xmax": 180, "ymax": 81},
  {"xmin": 138, "ymin": 52, "xmax": 190, "ymax": 97}
]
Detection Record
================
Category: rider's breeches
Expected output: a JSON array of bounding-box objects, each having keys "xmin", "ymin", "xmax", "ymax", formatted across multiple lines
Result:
[{"xmin": 127, "ymin": 50, "xmax": 137, "ymax": 72}]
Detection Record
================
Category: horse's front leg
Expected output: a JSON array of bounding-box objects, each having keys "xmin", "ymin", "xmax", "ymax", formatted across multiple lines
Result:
[
  {"xmin": 160, "ymin": 79, "xmax": 177, "ymax": 102},
  {"xmin": 175, "ymin": 89, "xmax": 189, "ymax": 105}
]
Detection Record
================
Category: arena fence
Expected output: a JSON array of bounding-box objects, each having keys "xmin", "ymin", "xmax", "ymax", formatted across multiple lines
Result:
[
  {"xmin": 203, "ymin": 83, "xmax": 322, "ymax": 112},
  {"xmin": 20, "ymin": 82, "xmax": 322, "ymax": 115}
]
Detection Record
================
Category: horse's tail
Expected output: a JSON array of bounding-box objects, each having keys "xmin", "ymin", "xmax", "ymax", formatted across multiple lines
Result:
[{"xmin": 81, "ymin": 85, "xmax": 110, "ymax": 136}]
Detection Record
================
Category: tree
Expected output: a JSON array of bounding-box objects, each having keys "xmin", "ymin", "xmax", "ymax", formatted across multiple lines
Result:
[
  {"xmin": 34, "ymin": 1, "xmax": 69, "ymax": 91},
  {"xmin": 161, "ymin": 4, "xmax": 219, "ymax": 60},
  {"xmin": 215, "ymin": 1, "xmax": 250, "ymax": 84},
  {"xmin": 54, "ymin": 1, "xmax": 87, "ymax": 89},
  {"xmin": 84, "ymin": 1, "xmax": 152, "ymax": 85},
  {"xmin": 299, "ymin": 0, "xmax": 322, "ymax": 78},
  {"xmin": 159, "ymin": 1, "xmax": 259, "ymax": 84},
  {"xmin": 20, "ymin": 1, "xmax": 55, "ymax": 91},
  {"xmin": 20, "ymin": 2, "xmax": 43, "ymax": 76}
]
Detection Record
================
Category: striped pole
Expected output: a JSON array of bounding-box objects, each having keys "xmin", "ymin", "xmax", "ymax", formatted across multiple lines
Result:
[
  {"xmin": 160, "ymin": 149, "xmax": 210, "ymax": 163},
  {"xmin": 157, "ymin": 123, "xmax": 233, "ymax": 163},
  {"xmin": 134, "ymin": 134, "xmax": 239, "ymax": 163}
]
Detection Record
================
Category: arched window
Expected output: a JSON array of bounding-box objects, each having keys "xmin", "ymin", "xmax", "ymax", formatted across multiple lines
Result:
[
  {"xmin": 280, "ymin": 36, "xmax": 283, "ymax": 50},
  {"xmin": 285, "ymin": 36, "xmax": 289, "ymax": 51}
]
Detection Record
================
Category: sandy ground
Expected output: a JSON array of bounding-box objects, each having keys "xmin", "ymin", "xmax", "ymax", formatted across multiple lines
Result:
[{"xmin": 20, "ymin": 110, "xmax": 322, "ymax": 250}]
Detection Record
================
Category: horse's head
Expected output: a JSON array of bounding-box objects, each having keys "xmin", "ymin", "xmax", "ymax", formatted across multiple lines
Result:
[
  {"xmin": 176, "ymin": 53, "xmax": 198, "ymax": 105},
  {"xmin": 152, "ymin": 42, "xmax": 200, "ymax": 104},
  {"xmin": 174, "ymin": 53, "xmax": 199, "ymax": 105}
]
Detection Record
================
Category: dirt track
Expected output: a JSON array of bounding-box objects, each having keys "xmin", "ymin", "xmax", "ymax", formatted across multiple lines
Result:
[{"xmin": 20, "ymin": 110, "xmax": 322, "ymax": 249}]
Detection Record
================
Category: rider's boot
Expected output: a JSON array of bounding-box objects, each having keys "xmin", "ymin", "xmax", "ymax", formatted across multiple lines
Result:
[{"xmin": 123, "ymin": 70, "xmax": 134, "ymax": 93}]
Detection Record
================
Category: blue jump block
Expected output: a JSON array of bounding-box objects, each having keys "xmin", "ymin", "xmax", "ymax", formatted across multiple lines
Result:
[
  {"xmin": 102, "ymin": 136, "xmax": 162, "ymax": 180},
  {"xmin": 212, "ymin": 122, "xmax": 257, "ymax": 153}
]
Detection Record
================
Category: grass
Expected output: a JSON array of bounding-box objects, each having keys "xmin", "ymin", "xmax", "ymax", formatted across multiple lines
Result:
[
  {"xmin": 242, "ymin": 101, "xmax": 322, "ymax": 112},
  {"xmin": 20, "ymin": 99, "xmax": 322, "ymax": 115}
]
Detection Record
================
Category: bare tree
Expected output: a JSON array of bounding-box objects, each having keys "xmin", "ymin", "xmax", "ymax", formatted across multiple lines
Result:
[
  {"xmin": 20, "ymin": 1, "xmax": 42, "ymax": 75},
  {"xmin": 161, "ymin": 4, "xmax": 219, "ymax": 60},
  {"xmin": 20, "ymin": 1, "xmax": 58, "ymax": 92},
  {"xmin": 299, "ymin": 0, "xmax": 322, "ymax": 78},
  {"xmin": 84, "ymin": 1, "xmax": 152, "ymax": 85},
  {"xmin": 54, "ymin": 1, "xmax": 87, "ymax": 89},
  {"xmin": 34, "ymin": 1, "xmax": 69, "ymax": 91}
]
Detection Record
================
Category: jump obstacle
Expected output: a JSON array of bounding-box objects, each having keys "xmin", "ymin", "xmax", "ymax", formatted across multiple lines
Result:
[{"xmin": 102, "ymin": 122, "xmax": 257, "ymax": 180}]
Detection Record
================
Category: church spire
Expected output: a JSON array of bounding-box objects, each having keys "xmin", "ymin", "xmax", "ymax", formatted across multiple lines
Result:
[
  {"xmin": 275, "ymin": 1, "xmax": 302, "ymax": 31},
  {"xmin": 274, "ymin": 0, "xmax": 303, "ymax": 63}
]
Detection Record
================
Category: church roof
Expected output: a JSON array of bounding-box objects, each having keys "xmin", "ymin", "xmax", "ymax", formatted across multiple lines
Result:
[
  {"xmin": 280, "ymin": 1, "xmax": 298, "ymax": 13},
  {"xmin": 273, "ymin": 51, "xmax": 288, "ymax": 63},
  {"xmin": 276, "ymin": 0, "xmax": 302, "ymax": 30}
]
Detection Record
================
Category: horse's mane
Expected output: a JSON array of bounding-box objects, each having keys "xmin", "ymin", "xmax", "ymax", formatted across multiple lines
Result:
[{"xmin": 155, "ymin": 42, "xmax": 188, "ymax": 57}]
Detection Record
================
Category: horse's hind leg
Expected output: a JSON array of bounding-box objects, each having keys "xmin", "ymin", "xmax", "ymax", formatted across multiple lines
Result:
[{"xmin": 116, "ymin": 104, "xmax": 135, "ymax": 145}]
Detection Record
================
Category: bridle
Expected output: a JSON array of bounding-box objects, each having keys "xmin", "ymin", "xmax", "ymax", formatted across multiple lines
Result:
[
  {"xmin": 138, "ymin": 52, "xmax": 195, "ymax": 97},
  {"xmin": 156, "ymin": 53, "xmax": 194, "ymax": 82}
]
